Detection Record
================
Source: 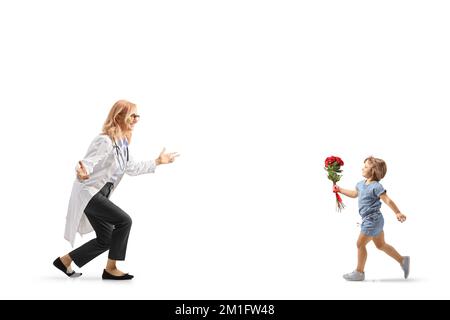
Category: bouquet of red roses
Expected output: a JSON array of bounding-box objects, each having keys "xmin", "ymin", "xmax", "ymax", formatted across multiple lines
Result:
[{"xmin": 324, "ymin": 156, "xmax": 345, "ymax": 212}]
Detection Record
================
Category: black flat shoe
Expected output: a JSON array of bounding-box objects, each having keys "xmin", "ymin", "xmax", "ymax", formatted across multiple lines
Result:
[
  {"xmin": 53, "ymin": 257, "xmax": 82, "ymax": 278},
  {"xmin": 102, "ymin": 269, "xmax": 134, "ymax": 280}
]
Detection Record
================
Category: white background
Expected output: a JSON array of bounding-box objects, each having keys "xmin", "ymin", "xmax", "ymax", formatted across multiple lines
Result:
[{"xmin": 0, "ymin": 0, "xmax": 449, "ymax": 299}]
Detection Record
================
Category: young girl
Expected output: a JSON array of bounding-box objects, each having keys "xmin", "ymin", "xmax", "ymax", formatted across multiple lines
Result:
[{"xmin": 333, "ymin": 156, "xmax": 409, "ymax": 281}]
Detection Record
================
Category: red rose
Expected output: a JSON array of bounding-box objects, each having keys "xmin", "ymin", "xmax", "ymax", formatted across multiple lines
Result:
[
  {"xmin": 324, "ymin": 155, "xmax": 345, "ymax": 212},
  {"xmin": 325, "ymin": 156, "xmax": 344, "ymax": 167},
  {"xmin": 325, "ymin": 156, "xmax": 337, "ymax": 167},
  {"xmin": 335, "ymin": 157, "xmax": 344, "ymax": 166}
]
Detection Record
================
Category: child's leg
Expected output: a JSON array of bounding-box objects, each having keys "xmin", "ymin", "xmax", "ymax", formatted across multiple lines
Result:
[
  {"xmin": 372, "ymin": 231, "xmax": 403, "ymax": 264},
  {"xmin": 356, "ymin": 233, "xmax": 372, "ymax": 272}
]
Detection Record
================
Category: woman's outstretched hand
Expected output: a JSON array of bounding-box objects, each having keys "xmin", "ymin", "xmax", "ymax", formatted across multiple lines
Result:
[
  {"xmin": 332, "ymin": 185, "xmax": 340, "ymax": 193},
  {"xmin": 76, "ymin": 161, "xmax": 90, "ymax": 180},
  {"xmin": 155, "ymin": 148, "xmax": 180, "ymax": 165}
]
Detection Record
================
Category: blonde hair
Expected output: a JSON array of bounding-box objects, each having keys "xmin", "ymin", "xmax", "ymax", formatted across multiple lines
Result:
[
  {"xmin": 102, "ymin": 100, "xmax": 136, "ymax": 143},
  {"xmin": 364, "ymin": 156, "xmax": 387, "ymax": 181}
]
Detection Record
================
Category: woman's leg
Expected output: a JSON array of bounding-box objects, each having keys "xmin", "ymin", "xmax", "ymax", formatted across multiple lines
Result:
[
  {"xmin": 372, "ymin": 231, "xmax": 403, "ymax": 263},
  {"xmin": 60, "ymin": 254, "xmax": 73, "ymax": 269},
  {"xmin": 69, "ymin": 188, "xmax": 132, "ymax": 275},
  {"xmin": 53, "ymin": 253, "xmax": 81, "ymax": 277},
  {"xmin": 56, "ymin": 207, "xmax": 112, "ymax": 276},
  {"xmin": 68, "ymin": 209, "xmax": 114, "ymax": 268},
  {"xmin": 98, "ymin": 198, "xmax": 132, "ymax": 276},
  {"xmin": 105, "ymin": 259, "xmax": 124, "ymax": 276}
]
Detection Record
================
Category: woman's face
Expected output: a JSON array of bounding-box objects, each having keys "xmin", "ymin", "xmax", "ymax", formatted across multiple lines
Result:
[
  {"xmin": 126, "ymin": 108, "xmax": 140, "ymax": 131},
  {"xmin": 362, "ymin": 161, "xmax": 372, "ymax": 179}
]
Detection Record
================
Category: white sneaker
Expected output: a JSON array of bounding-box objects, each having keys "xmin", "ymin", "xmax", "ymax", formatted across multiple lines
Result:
[
  {"xmin": 401, "ymin": 256, "xmax": 410, "ymax": 279},
  {"xmin": 343, "ymin": 270, "xmax": 365, "ymax": 281}
]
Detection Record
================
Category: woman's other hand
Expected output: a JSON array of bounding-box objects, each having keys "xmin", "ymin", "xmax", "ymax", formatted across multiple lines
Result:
[{"xmin": 76, "ymin": 161, "xmax": 90, "ymax": 180}]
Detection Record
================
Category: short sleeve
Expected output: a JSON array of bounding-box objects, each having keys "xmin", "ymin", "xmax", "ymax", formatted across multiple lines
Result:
[{"xmin": 373, "ymin": 182, "xmax": 386, "ymax": 197}]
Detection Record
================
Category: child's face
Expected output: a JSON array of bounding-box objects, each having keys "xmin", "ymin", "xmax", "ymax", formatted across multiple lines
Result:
[{"xmin": 362, "ymin": 161, "xmax": 373, "ymax": 179}]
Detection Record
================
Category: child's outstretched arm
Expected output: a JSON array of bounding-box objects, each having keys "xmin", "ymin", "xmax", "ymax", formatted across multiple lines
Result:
[
  {"xmin": 333, "ymin": 185, "xmax": 358, "ymax": 198},
  {"xmin": 380, "ymin": 193, "xmax": 406, "ymax": 223}
]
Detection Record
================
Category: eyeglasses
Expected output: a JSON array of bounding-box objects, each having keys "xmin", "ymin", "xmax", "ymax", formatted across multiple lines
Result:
[{"xmin": 130, "ymin": 114, "xmax": 140, "ymax": 120}]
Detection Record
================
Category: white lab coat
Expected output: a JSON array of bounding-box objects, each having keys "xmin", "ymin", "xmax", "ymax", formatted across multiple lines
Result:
[{"xmin": 64, "ymin": 134, "xmax": 156, "ymax": 247}]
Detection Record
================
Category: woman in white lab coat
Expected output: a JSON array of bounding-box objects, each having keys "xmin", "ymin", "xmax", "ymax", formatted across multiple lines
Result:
[{"xmin": 53, "ymin": 100, "xmax": 178, "ymax": 280}]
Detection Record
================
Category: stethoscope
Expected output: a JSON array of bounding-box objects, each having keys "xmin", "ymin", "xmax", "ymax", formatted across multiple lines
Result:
[{"xmin": 113, "ymin": 140, "xmax": 129, "ymax": 171}]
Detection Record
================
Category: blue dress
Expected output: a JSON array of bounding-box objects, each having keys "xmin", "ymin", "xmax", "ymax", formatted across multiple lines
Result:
[{"xmin": 356, "ymin": 180, "xmax": 386, "ymax": 237}]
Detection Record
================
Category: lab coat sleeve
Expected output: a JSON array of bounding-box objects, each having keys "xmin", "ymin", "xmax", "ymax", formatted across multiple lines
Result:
[
  {"xmin": 125, "ymin": 155, "xmax": 156, "ymax": 176},
  {"xmin": 76, "ymin": 136, "xmax": 113, "ymax": 175}
]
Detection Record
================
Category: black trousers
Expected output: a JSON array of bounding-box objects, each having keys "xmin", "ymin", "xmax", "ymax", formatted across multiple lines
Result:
[{"xmin": 69, "ymin": 183, "xmax": 132, "ymax": 268}]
